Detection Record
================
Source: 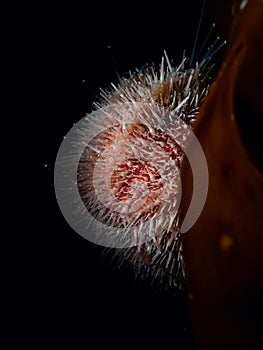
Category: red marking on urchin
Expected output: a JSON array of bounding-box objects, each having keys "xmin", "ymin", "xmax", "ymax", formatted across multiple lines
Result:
[
  {"xmin": 111, "ymin": 158, "xmax": 163, "ymax": 201},
  {"xmin": 77, "ymin": 121, "xmax": 183, "ymax": 229}
]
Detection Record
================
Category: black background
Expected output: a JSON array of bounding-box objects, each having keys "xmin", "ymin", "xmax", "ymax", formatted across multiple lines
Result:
[{"xmin": 13, "ymin": 1, "xmax": 232, "ymax": 348}]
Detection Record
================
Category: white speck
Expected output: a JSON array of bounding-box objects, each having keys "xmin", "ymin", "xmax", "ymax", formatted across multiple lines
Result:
[{"xmin": 240, "ymin": 0, "xmax": 248, "ymax": 10}]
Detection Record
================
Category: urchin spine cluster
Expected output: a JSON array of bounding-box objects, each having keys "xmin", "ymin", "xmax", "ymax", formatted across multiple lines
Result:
[{"xmin": 95, "ymin": 52, "xmax": 211, "ymax": 124}]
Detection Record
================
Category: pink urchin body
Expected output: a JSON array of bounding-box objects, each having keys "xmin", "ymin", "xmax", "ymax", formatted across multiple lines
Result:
[{"xmin": 77, "ymin": 53, "xmax": 212, "ymax": 287}]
